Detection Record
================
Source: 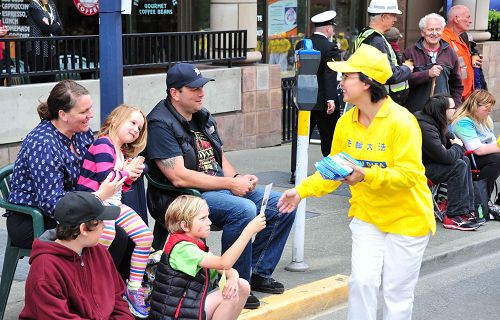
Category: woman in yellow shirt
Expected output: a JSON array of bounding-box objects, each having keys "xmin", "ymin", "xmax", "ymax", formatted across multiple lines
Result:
[{"xmin": 278, "ymin": 44, "xmax": 435, "ymax": 320}]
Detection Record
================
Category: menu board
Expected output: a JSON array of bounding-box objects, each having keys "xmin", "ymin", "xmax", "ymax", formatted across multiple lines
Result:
[{"xmin": 1, "ymin": 0, "xmax": 30, "ymax": 37}]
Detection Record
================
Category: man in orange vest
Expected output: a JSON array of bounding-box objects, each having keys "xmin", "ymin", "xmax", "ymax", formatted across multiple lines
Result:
[{"xmin": 441, "ymin": 5, "xmax": 482, "ymax": 101}]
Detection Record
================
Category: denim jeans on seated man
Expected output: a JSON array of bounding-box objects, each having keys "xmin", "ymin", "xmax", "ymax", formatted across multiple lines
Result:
[
  {"xmin": 202, "ymin": 189, "xmax": 296, "ymax": 283},
  {"xmin": 425, "ymin": 156, "xmax": 474, "ymax": 217}
]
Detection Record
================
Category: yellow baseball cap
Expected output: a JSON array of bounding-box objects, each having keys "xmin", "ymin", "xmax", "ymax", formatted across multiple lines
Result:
[{"xmin": 327, "ymin": 44, "xmax": 393, "ymax": 84}]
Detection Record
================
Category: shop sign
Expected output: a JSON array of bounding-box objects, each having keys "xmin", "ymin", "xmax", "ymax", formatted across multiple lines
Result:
[
  {"xmin": 134, "ymin": 0, "xmax": 177, "ymax": 16},
  {"xmin": 73, "ymin": 0, "xmax": 99, "ymax": 16},
  {"xmin": 1, "ymin": 0, "xmax": 30, "ymax": 37}
]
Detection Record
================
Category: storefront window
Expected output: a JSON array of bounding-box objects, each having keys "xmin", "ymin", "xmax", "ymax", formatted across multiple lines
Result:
[
  {"xmin": 192, "ymin": 0, "xmax": 210, "ymax": 31},
  {"xmin": 259, "ymin": 0, "xmax": 364, "ymax": 76}
]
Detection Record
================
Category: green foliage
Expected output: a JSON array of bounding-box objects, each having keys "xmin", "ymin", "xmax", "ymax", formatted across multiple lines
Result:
[{"xmin": 489, "ymin": 10, "xmax": 500, "ymax": 24}]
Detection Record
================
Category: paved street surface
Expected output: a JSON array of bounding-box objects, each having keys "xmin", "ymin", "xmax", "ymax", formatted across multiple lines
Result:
[
  {"xmin": 2, "ymin": 143, "xmax": 500, "ymax": 319},
  {"xmin": 311, "ymin": 251, "xmax": 500, "ymax": 319}
]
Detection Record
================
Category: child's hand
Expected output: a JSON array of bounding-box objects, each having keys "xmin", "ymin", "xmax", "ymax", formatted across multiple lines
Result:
[
  {"xmin": 245, "ymin": 213, "xmax": 266, "ymax": 234},
  {"xmin": 222, "ymin": 273, "xmax": 239, "ymax": 299},
  {"xmin": 123, "ymin": 157, "xmax": 145, "ymax": 180},
  {"xmin": 129, "ymin": 156, "xmax": 145, "ymax": 166}
]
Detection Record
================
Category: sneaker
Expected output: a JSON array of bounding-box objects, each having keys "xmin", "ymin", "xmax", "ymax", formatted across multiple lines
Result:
[
  {"xmin": 250, "ymin": 275, "xmax": 285, "ymax": 294},
  {"xmin": 466, "ymin": 212, "xmax": 486, "ymax": 226},
  {"xmin": 489, "ymin": 204, "xmax": 500, "ymax": 220},
  {"xmin": 443, "ymin": 214, "xmax": 480, "ymax": 231},
  {"xmin": 244, "ymin": 292, "xmax": 260, "ymax": 309},
  {"xmin": 124, "ymin": 286, "xmax": 149, "ymax": 318}
]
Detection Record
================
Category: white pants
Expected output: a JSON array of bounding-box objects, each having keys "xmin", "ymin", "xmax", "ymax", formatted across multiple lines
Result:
[{"xmin": 348, "ymin": 218, "xmax": 430, "ymax": 320}]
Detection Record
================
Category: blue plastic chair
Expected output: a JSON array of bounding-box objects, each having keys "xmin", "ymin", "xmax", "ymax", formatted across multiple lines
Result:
[{"xmin": 0, "ymin": 164, "xmax": 44, "ymax": 319}]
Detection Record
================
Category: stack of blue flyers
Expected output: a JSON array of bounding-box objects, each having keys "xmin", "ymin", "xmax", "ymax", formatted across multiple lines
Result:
[{"xmin": 315, "ymin": 152, "xmax": 362, "ymax": 180}]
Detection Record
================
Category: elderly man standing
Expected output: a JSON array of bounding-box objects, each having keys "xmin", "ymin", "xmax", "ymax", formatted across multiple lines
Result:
[
  {"xmin": 442, "ymin": 5, "xmax": 482, "ymax": 101},
  {"xmin": 403, "ymin": 13, "xmax": 463, "ymax": 113},
  {"xmin": 354, "ymin": 0, "xmax": 413, "ymax": 105}
]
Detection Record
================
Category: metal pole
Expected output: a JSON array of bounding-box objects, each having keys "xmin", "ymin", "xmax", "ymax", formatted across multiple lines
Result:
[
  {"xmin": 285, "ymin": 109, "xmax": 310, "ymax": 272},
  {"xmin": 99, "ymin": 0, "xmax": 123, "ymax": 124}
]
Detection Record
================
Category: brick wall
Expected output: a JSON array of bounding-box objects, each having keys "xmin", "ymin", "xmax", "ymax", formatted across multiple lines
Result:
[
  {"xmin": 477, "ymin": 41, "xmax": 500, "ymax": 121},
  {"xmin": 215, "ymin": 64, "xmax": 283, "ymax": 151}
]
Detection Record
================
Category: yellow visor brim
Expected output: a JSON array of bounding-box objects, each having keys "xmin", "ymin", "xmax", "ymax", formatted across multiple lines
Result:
[{"xmin": 327, "ymin": 61, "xmax": 360, "ymax": 73}]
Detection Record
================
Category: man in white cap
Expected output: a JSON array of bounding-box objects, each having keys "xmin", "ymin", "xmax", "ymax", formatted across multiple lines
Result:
[
  {"xmin": 296, "ymin": 10, "xmax": 341, "ymax": 158},
  {"xmin": 354, "ymin": 0, "xmax": 414, "ymax": 105}
]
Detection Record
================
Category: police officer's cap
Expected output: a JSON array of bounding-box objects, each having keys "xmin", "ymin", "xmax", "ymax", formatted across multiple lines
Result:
[{"xmin": 311, "ymin": 10, "xmax": 337, "ymax": 27}]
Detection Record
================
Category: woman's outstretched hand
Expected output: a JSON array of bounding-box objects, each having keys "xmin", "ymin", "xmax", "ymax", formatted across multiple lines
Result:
[{"xmin": 277, "ymin": 189, "xmax": 301, "ymax": 213}]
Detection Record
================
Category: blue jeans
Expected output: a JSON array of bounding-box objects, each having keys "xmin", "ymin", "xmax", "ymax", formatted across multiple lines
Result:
[
  {"xmin": 425, "ymin": 156, "xmax": 474, "ymax": 217},
  {"xmin": 202, "ymin": 188, "xmax": 296, "ymax": 282}
]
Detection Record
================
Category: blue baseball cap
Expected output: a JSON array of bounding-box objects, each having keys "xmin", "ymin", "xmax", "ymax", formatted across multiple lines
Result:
[{"xmin": 166, "ymin": 63, "xmax": 214, "ymax": 89}]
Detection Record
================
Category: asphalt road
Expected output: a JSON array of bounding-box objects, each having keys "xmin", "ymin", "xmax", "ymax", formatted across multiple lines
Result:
[{"xmin": 311, "ymin": 250, "xmax": 500, "ymax": 320}]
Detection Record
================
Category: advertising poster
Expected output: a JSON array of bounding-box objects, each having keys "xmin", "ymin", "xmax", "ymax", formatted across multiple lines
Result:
[
  {"xmin": 267, "ymin": 0, "xmax": 297, "ymax": 72},
  {"xmin": 267, "ymin": 0, "xmax": 297, "ymax": 37}
]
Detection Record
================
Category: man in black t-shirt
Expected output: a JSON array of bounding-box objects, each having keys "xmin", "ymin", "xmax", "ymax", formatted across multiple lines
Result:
[{"xmin": 145, "ymin": 63, "xmax": 297, "ymax": 309}]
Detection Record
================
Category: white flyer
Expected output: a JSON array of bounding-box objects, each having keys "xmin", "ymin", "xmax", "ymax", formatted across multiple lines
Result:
[{"xmin": 260, "ymin": 183, "xmax": 273, "ymax": 215}]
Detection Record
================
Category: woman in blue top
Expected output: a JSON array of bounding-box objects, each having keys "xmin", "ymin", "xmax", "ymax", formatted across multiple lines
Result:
[
  {"xmin": 5, "ymin": 80, "xmax": 124, "ymax": 250},
  {"xmin": 451, "ymin": 89, "xmax": 500, "ymax": 208}
]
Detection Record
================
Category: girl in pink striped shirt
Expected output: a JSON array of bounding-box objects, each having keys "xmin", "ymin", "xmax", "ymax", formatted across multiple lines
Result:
[{"xmin": 77, "ymin": 104, "xmax": 153, "ymax": 318}]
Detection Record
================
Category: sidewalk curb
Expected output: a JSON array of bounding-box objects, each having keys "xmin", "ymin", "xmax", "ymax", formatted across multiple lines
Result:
[
  {"xmin": 238, "ymin": 275, "xmax": 349, "ymax": 320},
  {"xmin": 420, "ymin": 227, "xmax": 500, "ymax": 276}
]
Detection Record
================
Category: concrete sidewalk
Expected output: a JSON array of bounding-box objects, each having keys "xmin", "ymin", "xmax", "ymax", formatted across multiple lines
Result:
[{"xmin": 2, "ymin": 143, "xmax": 500, "ymax": 319}]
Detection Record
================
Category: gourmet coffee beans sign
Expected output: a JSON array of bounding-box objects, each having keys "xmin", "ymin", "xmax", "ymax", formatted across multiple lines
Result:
[{"xmin": 73, "ymin": 0, "xmax": 99, "ymax": 16}]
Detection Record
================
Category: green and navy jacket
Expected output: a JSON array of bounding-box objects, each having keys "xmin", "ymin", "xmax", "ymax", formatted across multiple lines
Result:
[{"xmin": 354, "ymin": 27, "xmax": 410, "ymax": 93}]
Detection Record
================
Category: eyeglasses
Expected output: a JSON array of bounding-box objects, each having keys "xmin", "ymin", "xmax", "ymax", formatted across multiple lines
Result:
[
  {"xmin": 447, "ymin": 107, "xmax": 457, "ymax": 110},
  {"xmin": 341, "ymin": 74, "xmax": 359, "ymax": 81}
]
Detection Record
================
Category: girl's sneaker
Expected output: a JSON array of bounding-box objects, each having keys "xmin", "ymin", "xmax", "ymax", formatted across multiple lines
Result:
[{"xmin": 125, "ymin": 286, "xmax": 149, "ymax": 318}]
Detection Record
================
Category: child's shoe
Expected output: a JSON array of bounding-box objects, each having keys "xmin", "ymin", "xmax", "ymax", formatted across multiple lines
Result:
[{"xmin": 124, "ymin": 284, "xmax": 149, "ymax": 318}]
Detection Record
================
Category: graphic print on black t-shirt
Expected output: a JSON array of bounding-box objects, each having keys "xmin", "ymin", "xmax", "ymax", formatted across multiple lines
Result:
[{"xmin": 189, "ymin": 121, "xmax": 223, "ymax": 176}]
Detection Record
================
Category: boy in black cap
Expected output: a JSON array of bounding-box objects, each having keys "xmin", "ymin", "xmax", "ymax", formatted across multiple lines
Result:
[{"xmin": 20, "ymin": 191, "xmax": 134, "ymax": 319}]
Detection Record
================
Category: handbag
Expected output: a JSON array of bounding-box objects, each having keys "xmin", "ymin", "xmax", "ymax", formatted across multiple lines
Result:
[
  {"xmin": 473, "ymin": 178, "xmax": 489, "ymax": 221},
  {"xmin": 488, "ymin": 182, "xmax": 500, "ymax": 221}
]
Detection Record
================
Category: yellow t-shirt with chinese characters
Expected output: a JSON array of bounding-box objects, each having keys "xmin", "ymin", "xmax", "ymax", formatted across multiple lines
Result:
[{"xmin": 296, "ymin": 97, "xmax": 435, "ymax": 237}]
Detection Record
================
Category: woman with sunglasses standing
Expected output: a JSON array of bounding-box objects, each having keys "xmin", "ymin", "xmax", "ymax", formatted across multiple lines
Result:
[
  {"xmin": 415, "ymin": 94, "xmax": 481, "ymax": 230},
  {"xmin": 278, "ymin": 44, "xmax": 435, "ymax": 320}
]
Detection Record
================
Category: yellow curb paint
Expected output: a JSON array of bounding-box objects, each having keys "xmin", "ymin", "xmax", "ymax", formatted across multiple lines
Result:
[{"xmin": 238, "ymin": 274, "xmax": 349, "ymax": 320}]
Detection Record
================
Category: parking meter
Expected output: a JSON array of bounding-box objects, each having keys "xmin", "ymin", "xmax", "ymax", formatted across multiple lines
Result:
[
  {"xmin": 286, "ymin": 39, "xmax": 320, "ymax": 273},
  {"xmin": 294, "ymin": 39, "xmax": 320, "ymax": 110}
]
